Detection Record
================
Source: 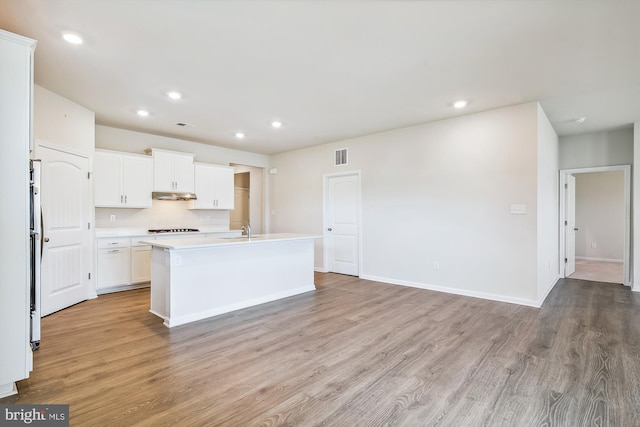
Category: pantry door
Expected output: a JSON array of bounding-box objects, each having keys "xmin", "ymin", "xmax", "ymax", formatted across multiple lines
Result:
[
  {"xmin": 37, "ymin": 144, "xmax": 92, "ymax": 316},
  {"xmin": 324, "ymin": 172, "xmax": 360, "ymax": 276}
]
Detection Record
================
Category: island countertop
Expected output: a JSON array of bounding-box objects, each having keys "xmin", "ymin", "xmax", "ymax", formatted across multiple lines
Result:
[{"xmin": 143, "ymin": 233, "xmax": 321, "ymax": 250}]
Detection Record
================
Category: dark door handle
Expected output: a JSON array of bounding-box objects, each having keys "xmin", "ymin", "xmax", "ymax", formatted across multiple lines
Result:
[{"xmin": 327, "ymin": 228, "xmax": 332, "ymax": 231}]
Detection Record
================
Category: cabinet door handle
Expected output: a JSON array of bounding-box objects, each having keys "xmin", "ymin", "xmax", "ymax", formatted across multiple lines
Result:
[
  {"xmin": 121, "ymin": 195, "xmax": 124, "ymax": 203},
  {"xmin": 108, "ymin": 242, "xmax": 119, "ymax": 245},
  {"xmin": 125, "ymin": 195, "xmax": 127, "ymax": 204},
  {"xmin": 107, "ymin": 249, "xmax": 121, "ymax": 254}
]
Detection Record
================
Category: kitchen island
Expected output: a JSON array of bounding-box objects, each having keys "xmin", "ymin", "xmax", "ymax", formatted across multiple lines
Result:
[{"xmin": 145, "ymin": 233, "xmax": 319, "ymax": 327}]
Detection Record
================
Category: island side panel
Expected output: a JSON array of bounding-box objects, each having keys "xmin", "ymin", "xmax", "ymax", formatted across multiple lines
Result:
[
  {"xmin": 149, "ymin": 247, "xmax": 170, "ymax": 322},
  {"xmin": 165, "ymin": 238, "xmax": 315, "ymax": 327}
]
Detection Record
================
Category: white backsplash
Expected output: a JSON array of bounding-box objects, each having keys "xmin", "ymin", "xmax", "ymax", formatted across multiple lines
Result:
[{"xmin": 95, "ymin": 200, "xmax": 230, "ymax": 229}]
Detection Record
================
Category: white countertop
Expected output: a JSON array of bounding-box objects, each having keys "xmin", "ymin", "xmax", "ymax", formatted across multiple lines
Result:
[
  {"xmin": 144, "ymin": 233, "xmax": 321, "ymax": 250},
  {"xmin": 95, "ymin": 227, "xmax": 238, "ymax": 238}
]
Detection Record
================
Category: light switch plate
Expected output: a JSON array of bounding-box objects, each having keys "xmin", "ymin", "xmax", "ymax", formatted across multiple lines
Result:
[{"xmin": 510, "ymin": 204, "xmax": 526, "ymax": 215}]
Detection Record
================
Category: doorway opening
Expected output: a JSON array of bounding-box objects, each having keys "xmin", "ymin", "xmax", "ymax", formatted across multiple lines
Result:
[
  {"xmin": 559, "ymin": 165, "xmax": 631, "ymax": 286},
  {"xmin": 231, "ymin": 172, "xmax": 250, "ymax": 230},
  {"xmin": 230, "ymin": 165, "xmax": 264, "ymax": 234}
]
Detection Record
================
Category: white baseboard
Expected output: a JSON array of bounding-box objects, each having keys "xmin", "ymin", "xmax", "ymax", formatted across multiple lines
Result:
[
  {"xmin": 359, "ymin": 274, "xmax": 542, "ymax": 308},
  {"xmin": 0, "ymin": 382, "xmax": 18, "ymax": 398},
  {"xmin": 97, "ymin": 283, "xmax": 150, "ymax": 295},
  {"xmin": 314, "ymin": 267, "xmax": 328, "ymax": 273},
  {"xmin": 575, "ymin": 256, "xmax": 623, "ymax": 263}
]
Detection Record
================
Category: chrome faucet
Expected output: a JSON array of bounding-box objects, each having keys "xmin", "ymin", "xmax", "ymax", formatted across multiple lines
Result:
[{"xmin": 241, "ymin": 223, "xmax": 252, "ymax": 239}]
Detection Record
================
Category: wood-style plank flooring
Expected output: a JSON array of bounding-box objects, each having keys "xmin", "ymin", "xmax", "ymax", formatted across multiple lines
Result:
[{"xmin": 2, "ymin": 273, "xmax": 640, "ymax": 426}]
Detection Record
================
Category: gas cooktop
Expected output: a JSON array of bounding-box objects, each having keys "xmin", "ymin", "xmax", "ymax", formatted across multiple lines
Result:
[{"xmin": 148, "ymin": 228, "xmax": 200, "ymax": 234}]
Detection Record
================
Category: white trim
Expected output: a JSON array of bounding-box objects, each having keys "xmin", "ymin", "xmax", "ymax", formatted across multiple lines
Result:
[
  {"xmin": 360, "ymin": 274, "xmax": 546, "ymax": 308},
  {"xmin": 0, "ymin": 382, "xmax": 18, "ymax": 399},
  {"xmin": 322, "ymin": 170, "xmax": 362, "ymax": 276},
  {"xmin": 575, "ymin": 256, "xmax": 623, "ymax": 263},
  {"xmin": 559, "ymin": 165, "xmax": 631, "ymax": 287}
]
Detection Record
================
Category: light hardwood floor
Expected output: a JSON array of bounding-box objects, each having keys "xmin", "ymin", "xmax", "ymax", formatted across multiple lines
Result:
[{"xmin": 2, "ymin": 273, "xmax": 639, "ymax": 426}]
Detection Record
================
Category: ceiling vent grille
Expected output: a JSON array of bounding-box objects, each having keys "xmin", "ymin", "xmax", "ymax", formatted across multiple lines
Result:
[{"xmin": 335, "ymin": 148, "xmax": 348, "ymax": 166}]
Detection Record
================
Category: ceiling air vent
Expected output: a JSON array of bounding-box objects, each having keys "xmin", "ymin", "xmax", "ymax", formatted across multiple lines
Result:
[
  {"xmin": 335, "ymin": 148, "xmax": 348, "ymax": 166},
  {"xmin": 176, "ymin": 122, "xmax": 197, "ymax": 127}
]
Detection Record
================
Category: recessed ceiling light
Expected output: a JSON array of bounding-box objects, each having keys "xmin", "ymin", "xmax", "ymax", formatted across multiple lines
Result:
[
  {"xmin": 574, "ymin": 116, "xmax": 586, "ymax": 123},
  {"xmin": 62, "ymin": 32, "xmax": 83, "ymax": 45},
  {"xmin": 271, "ymin": 121, "xmax": 282, "ymax": 128},
  {"xmin": 453, "ymin": 100, "xmax": 468, "ymax": 109},
  {"xmin": 167, "ymin": 91, "xmax": 182, "ymax": 100},
  {"xmin": 235, "ymin": 132, "xmax": 245, "ymax": 139},
  {"xmin": 137, "ymin": 109, "xmax": 149, "ymax": 117}
]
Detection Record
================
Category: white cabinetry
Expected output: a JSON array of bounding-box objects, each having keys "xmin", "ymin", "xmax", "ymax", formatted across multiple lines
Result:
[
  {"xmin": 0, "ymin": 29, "xmax": 36, "ymax": 398},
  {"xmin": 147, "ymin": 149, "xmax": 194, "ymax": 193},
  {"xmin": 191, "ymin": 163, "xmax": 235, "ymax": 210},
  {"xmin": 131, "ymin": 237, "xmax": 152, "ymax": 284},
  {"xmin": 96, "ymin": 236, "xmax": 156, "ymax": 292},
  {"xmin": 94, "ymin": 150, "xmax": 152, "ymax": 208},
  {"xmin": 97, "ymin": 238, "xmax": 131, "ymax": 290}
]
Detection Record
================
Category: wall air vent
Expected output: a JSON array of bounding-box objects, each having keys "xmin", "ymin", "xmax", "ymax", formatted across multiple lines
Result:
[{"xmin": 335, "ymin": 148, "xmax": 348, "ymax": 166}]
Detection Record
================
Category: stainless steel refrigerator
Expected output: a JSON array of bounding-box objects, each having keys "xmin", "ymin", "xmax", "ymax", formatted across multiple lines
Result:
[{"xmin": 29, "ymin": 159, "xmax": 41, "ymax": 350}]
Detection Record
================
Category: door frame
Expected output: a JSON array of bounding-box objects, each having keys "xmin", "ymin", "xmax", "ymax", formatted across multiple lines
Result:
[
  {"xmin": 559, "ymin": 165, "xmax": 631, "ymax": 286},
  {"xmin": 322, "ymin": 170, "xmax": 362, "ymax": 275}
]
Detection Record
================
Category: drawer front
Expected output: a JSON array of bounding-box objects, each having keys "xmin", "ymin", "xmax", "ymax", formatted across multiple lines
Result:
[{"xmin": 97, "ymin": 237, "xmax": 130, "ymax": 249}]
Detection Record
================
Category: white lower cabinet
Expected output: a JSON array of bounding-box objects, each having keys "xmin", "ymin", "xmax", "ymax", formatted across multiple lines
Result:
[
  {"xmin": 96, "ymin": 232, "xmax": 240, "ymax": 293},
  {"xmin": 131, "ymin": 244, "xmax": 152, "ymax": 284},
  {"xmin": 97, "ymin": 236, "xmax": 154, "ymax": 293},
  {"xmin": 97, "ymin": 238, "xmax": 131, "ymax": 290}
]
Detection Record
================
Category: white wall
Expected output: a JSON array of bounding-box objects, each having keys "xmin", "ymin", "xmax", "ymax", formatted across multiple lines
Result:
[
  {"xmin": 559, "ymin": 127, "xmax": 633, "ymax": 169},
  {"xmin": 536, "ymin": 104, "xmax": 560, "ymax": 301},
  {"xmin": 34, "ymin": 85, "xmax": 95, "ymax": 155},
  {"xmin": 94, "ymin": 200, "xmax": 230, "ymax": 229},
  {"xmin": 95, "ymin": 125, "xmax": 269, "ymax": 230},
  {"xmin": 574, "ymin": 171, "xmax": 624, "ymax": 261},
  {"xmin": 270, "ymin": 102, "xmax": 549, "ymax": 305}
]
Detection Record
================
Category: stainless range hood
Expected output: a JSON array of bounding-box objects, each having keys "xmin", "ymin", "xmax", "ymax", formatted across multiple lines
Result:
[{"xmin": 152, "ymin": 191, "xmax": 197, "ymax": 201}]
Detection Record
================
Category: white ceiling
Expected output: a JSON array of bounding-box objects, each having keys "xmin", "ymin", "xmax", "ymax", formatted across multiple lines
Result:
[{"xmin": 1, "ymin": 0, "xmax": 639, "ymax": 155}]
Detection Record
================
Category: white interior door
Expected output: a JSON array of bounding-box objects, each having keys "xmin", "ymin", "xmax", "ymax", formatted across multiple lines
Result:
[
  {"xmin": 38, "ymin": 145, "xmax": 91, "ymax": 316},
  {"xmin": 325, "ymin": 173, "xmax": 360, "ymax": 276},
  {"xmin": 565, "ymin": 174, "xmax": 576, "ymax": 276}
]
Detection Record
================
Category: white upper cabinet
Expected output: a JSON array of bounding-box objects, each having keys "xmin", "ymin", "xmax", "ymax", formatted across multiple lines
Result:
[
  {"xmin": 148, "ymin": 148, "xmax": 194, "ymax": 193},
  {"xmin": 191, "ymin": 163, "xmax": 235, "ymax": 210},
  {"xmin": 94, "ymin": 150, "xmax": 152, "ymax": 208}
]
